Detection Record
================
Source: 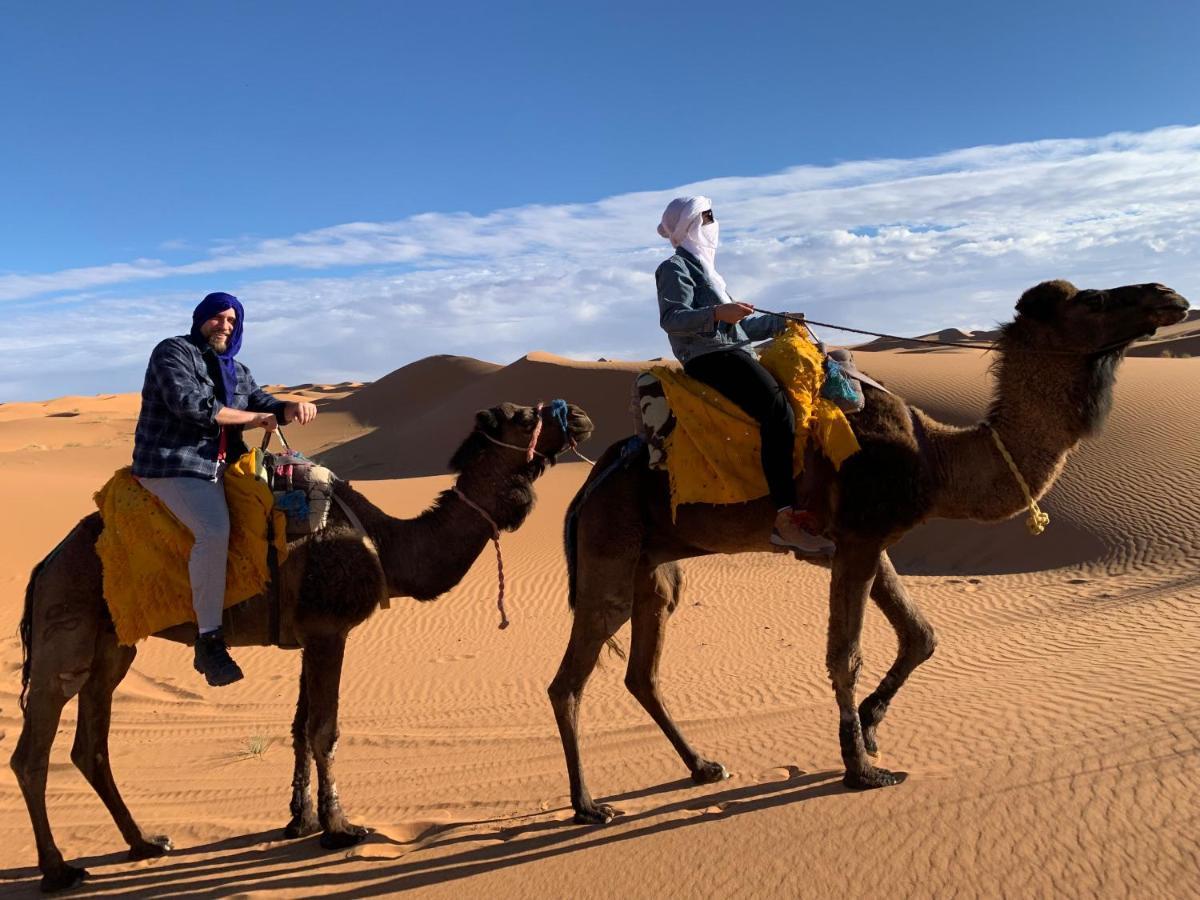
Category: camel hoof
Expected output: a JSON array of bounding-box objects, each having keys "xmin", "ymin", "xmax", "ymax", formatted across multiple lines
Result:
[
  {"xmin": 284, "ymin": 816, "xmax": 321, "ymax": 839},
  {"xmin": 128, "ymin": 834, "xmax": 173, "ymax": 860},
  {"xmin": 862, "ymin": 732, "xmax": 880, "ymax": 758},
  {"xmin": 319, "ymin": 825, "xmax": 368, "ymax": 850},
  {"xmin": 573, "ymin": 803, "xmax": 617, "ymax": 825},
  {"xmin": 691, "ymin": 761, "xmax": 729, "ymax": 785},
  {"xmin": 40, "ymin": 864, "xmax": 87, "ymax": 893},
  {"xmin": 843, "ymin": 766, "xmax": 907, "ymax": 790}
]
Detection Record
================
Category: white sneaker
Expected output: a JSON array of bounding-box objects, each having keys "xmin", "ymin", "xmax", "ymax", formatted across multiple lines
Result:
[{"xmin": 770, "ymin": 510, "xmax": 835, "ymax": 556}]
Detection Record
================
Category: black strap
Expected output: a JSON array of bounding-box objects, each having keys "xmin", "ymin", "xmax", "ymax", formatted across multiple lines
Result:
[{"xmin": 266, "ymin": 517, "xmax": 281, "ymax": 647}]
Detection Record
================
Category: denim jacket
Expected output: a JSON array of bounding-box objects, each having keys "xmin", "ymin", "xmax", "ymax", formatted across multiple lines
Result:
[
  {"xmin": 656, "ymin": 247, "xmax": 786, "ymax": 363},
  {"xmin": 132, "ymin": 335, "xmax": 288, "ymax": 480}
]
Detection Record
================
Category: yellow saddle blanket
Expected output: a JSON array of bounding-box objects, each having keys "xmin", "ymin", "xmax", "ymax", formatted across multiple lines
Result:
[
  {"xmin": 94, "ymin": 450, "xmax": 289, "ymax": 645},
  {"xmin": 651, "ymin": 324, "xmax": 860, "ymax": 514}
]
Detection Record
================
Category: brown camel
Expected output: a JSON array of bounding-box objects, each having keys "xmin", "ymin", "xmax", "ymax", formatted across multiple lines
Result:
[
  {"xmin": 13, "ymin": 400, "xmax": 593, "ymax": 892},
  {"xmin": 550, "ymin": 280, "xmax": 1189, "ymax": 824}
]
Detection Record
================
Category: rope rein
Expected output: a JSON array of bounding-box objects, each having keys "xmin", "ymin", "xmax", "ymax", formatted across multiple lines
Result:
[
  {"xmin": 758, "ymin": 310, "xmax": 1138, "ymax": 357},
  {"xmin": 452, "ymin": 486, "xmax": 510, "ymax": 629},
  {"xmin": 983, "ymin": 423, "xmax": 1050, "ymax": 536}
]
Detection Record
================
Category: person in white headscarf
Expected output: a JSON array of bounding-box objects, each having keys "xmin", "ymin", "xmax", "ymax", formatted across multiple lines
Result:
[{"xmin": 656, "ymin": 196, "xmax": 834, "ymax": 555}]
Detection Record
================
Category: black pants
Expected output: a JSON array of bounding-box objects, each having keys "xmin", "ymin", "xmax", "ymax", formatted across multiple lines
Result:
[{"xmin": 684, "ymin": 349, "xmax": 796, "ymax": 510}]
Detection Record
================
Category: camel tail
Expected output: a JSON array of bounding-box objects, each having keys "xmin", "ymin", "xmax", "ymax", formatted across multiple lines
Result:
[
  {"xmin": 19, "ymin": 525, "xmax": 78, "ymax": 712},
  {"xmin": 18, "ymin": 557, "xmax": 45, "ymax": 712},
  {"xmin": 563, "ymin": 435, "xmax": 646, "ymax": 611}
]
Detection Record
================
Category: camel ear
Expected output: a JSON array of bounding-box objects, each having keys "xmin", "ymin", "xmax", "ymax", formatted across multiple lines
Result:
[
  {"xmin": 1016, "ymin": 280, "xmax": 1077, "ymax": 321},
  {"xmin": 474, "ymin": 408, "xmax": 501, "ymax": 436}
]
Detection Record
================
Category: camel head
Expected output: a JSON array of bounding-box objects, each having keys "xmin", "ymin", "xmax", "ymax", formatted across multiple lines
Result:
[
  {"xmin": 995, "ymin": 280, "xmax": 1191, "ymax": 437},
  {"xmin": 1011, "ymin": 279, "xmax": 1190, "ymax": 354},
  {"xmin": 449, "ymin": 401, "xmax": 594, "ymax": 476}
]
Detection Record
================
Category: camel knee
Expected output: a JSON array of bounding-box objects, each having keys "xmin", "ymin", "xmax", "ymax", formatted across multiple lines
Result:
[
  {"xmin": 826, "ymin": 644, "xmax": 863, "ymax": 689},
  {"xmin": 623, "ymin": 670, "xmax": 656, "ymax": 703},
  {"xmin": 57, "ymin": 668, "xmax": 91, "ymax": 700},
  {"xmin": 307, "ymin": 724, "xmax": 338, "ymax": 756},
  {"xmin": 913, "ymin": 626, "xmax": 937, "ymax": 662},
  {"xmin": 547, "ymin": 675, "xmax": 576, "ymax": 710},
  {"xmin": 70, "ymin": 744, "xmax": 105, "ymax": 779}
]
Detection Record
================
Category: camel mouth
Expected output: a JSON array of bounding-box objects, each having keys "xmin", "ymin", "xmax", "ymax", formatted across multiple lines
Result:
[
  {"xmin": 565, "ymin": 411, "xmax": 594, "ymax": 444},
  {"xmin": 1147, "ymin": 300, "xmax": 1189, "ymax": 327}
]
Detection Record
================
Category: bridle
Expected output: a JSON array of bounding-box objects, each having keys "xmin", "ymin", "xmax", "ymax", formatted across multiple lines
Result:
[
  {"xmin": 453, "ymin": 399, "xmax": 593, "ymax": 630},
  {"xmin": 474, "ymin": 399, "xmax": 595, "ymax": 465}
]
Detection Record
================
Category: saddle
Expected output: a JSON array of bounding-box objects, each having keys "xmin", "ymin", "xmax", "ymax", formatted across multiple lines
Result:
[{"xmin": 632, "ymin": 325, "xmax": 862, "ymax": 514}]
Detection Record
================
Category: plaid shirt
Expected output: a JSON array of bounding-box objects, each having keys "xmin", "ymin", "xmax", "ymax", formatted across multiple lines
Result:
[{"xmin": 132, "ymin": 335, "xmax": 288, "ymax": 480}]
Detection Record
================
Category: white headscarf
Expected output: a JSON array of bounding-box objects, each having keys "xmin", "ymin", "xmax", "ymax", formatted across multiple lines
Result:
[{"xmin": 657, "ymin": 195, "xmax": 730, "ymax": 300}]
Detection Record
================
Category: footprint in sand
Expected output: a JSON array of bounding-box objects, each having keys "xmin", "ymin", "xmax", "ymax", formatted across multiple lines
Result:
[
  {"xmin": 758, "ymin": 765, "xmax": 805, "ymax": 783},
  {"xmin": 433, "ymin": 653, "xmax": 479, "ymax": 663}
]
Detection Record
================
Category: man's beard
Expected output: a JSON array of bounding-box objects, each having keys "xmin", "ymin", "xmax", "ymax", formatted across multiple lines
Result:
[{"xmin": 208, "ymin": 334, "xmax": 229, "ymax": 352}]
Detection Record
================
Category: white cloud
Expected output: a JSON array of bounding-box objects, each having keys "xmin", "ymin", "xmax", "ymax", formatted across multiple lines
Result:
[{"xmin": 3, "ymin": 124, "xmax": 1198, "ymax": 400}]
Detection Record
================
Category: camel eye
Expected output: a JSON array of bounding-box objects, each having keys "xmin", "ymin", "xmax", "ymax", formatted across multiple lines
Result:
[{"xmin": 1080, "ymin": 292, "xmax": 1107, "ymax": 312}]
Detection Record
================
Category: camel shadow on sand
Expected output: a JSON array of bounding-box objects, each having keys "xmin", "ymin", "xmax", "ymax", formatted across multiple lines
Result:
[{"xmin": 0, "ymin": 769, "xmax": 854, "ymax": 897}]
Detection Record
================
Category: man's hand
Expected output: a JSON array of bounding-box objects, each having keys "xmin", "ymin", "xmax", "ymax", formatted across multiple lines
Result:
[
  {"xmin": 714, "ymin": 302, "xmax": 755, "ymax": 324},
  {"xmin": 283, "ymin": 401, "xmax": 318, "ymax": 425},
  {"xmin": 254, "ymin": 412, "xmax": 279, "ymax": 432}
]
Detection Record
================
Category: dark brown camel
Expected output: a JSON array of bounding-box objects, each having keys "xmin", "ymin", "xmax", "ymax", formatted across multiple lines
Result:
[
  {"xmin": 549, "ymin": 280, "xmax": 1188, "ymax": 824},
  {"xmin": 13, "ymin": 401, "xmax": 592, "ymax": 892}
]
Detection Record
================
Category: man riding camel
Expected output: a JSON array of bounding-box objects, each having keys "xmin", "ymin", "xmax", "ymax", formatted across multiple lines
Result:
[
  {"xmin": 656, "ymin": 196, "xmax": 835, "ymax": 555},
  {"xmin": 132, "ymin": 292, "xmax": 317, "ymax": 686}
]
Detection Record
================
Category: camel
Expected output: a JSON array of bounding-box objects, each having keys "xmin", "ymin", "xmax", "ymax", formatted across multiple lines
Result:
[
  {"xmin": 13, "ymin": 400, "xmax": 593, "ymax": 892},
  {"xmin": 550, "ymin": 280, "xmax": 1189, "ymax": 824}
]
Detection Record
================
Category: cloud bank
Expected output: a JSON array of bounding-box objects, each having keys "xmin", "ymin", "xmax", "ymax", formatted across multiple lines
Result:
[{"xmin": 3, "ymin": 125, "xmax": 1197, "ymax": 400}]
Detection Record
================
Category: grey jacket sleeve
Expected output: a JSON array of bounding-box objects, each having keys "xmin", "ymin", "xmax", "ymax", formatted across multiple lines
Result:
[
  {"xmin": 657, "ymin": 259, "xmax": 717, "ymax": 335},
  {"xmin": 149, "ymin": 339, "xmax": 222, "ymax": 425},
  {"xmin": 244, "ymin": 368, "xmax": 289, "ymax": 417},
  {"xmin": 740, "ymin": 310, "xmax": 787, "ymax": 342}
]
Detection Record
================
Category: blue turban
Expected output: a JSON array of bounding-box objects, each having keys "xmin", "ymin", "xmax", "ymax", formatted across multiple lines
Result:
[{"xmin": 190, "ymin": 292, "xmax": 244, "ymax": 404}]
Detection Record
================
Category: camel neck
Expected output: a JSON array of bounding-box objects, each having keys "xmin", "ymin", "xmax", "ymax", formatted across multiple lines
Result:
[
  {"xmin": 926, "ymin": 342, "xmax": 1117, "ymax": 522},
  {"xmin": 333, "ymin": 480, "xmax": 498, "ymax": 601}
]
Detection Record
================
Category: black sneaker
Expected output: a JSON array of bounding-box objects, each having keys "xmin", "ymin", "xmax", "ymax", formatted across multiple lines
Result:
[{"xmin": 194, "ymin": 629, "xmax": 244, "ymax": 687}]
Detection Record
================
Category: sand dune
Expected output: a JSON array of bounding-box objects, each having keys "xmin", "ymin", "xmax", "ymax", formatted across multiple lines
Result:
[{"xmin": 0, "ymin": 344, "xmax": 1197, "ymax": 898}]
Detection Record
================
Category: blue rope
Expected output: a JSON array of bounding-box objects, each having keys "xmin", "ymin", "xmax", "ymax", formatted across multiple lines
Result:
[{"xmin": 547, "ymin": 398, "xmax": 571, "ymax": 437}]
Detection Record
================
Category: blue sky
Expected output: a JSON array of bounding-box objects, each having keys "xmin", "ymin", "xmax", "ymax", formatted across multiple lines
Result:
[{"xmin": 1, "ymin": 1, "xmax": 1198, "ymax": 399}]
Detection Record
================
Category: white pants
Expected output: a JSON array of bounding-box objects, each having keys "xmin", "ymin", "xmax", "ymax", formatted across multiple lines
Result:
[{"xmin": 138, "ymin": 474, "xmax": 230, "ymax": 633}]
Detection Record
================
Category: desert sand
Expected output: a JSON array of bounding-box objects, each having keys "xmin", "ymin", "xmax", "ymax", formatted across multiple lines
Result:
[{"xmin": 0, "ymin": 330, "xmax": 1197, "ymax": 897}]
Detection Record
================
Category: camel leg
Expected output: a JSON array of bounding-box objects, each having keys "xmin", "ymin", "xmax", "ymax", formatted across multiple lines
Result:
[
  {"xmin": 548, "ymin": 596, "xmax": 633, "ymax": 825},
  {"xmin": 624, "ymin": 562, "xmax": 727, "ymax": 785},
  {"xmin": 302, "ymin": 635, "xmax": 367, "ymax": 849},
  {"xmin": 12, "ymin": 563, "xmax": 103, "ymax": 893},
  {"xmin": 12, "ymin": 682, "xmax": 81, "ymax": 893},
  {"xmin": 284, "ymin": 672, "xmax": 319, "ymax": 838},
  {"xmin": 827, "ymin": 541, "xmax": 905, "ymax": 790},
  {"xmin": 71, "ymin": 631, "xmax": 172, "ymax": 861},
  {"xmin": 858, "ymin": 552, "xmax": 937, "ymax": 757}
]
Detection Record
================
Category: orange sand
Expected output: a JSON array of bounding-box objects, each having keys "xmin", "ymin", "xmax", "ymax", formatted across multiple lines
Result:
[{"xmin": 0, "ymin": 346, "xmax": 1196, "ymax": 897}]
